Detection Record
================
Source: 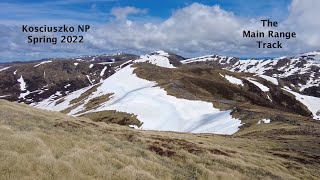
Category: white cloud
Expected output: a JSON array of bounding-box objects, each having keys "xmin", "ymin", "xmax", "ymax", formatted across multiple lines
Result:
[
  {"xmin": 85, "ymin": 3, "xmax": 262, "ymax": 56},
  {"xmin": 86, "ymin": 4, "xmax": 245, "ymax": 55},
  {"xmin": 1, "ymin": 1, "xmax": 320, "ymax": 61},
  {"xmin": 284, "ymin": 0, "xmax": 320, "ymax": 48},
  {"xmin": 111, "ymin": 7, "xmax": 147, "ymax": 20},
  {"xmin": 86, "ymin": 2, "xmax": 320, "ymax": 57}
]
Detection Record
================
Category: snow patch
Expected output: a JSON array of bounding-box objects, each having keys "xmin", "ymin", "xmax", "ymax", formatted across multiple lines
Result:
[
  {"xmin": 55, "ymin": 91, "xmax": 62, "ymax": 96},
  {"xmin": 34, "ymin": 61, "xmax": 52, "ymax": 67},
  {"xmin": 246, "ymin": 78, "xmax": 269, "ymax": 92},
  {"xmin": 257, "ymin": 74, "xmax": 278, "ymax": 85},
  {"xmin": 19, "ymin": 91, "xmax": 30, "ymax": 99},
  {"xmin": 129, "ymin": 125, "xmax": 139, "ymax": 129},
  {"xmin": 100, "ymin": 66, "xmax": 107, "ymax": 77},
  {"xmin": 222, "ymin": 74, "xmax": 244, "ymax": 86},
  {"xmin": 182, "ymin": 55, "xmax": 234, "ymax": 64},
  {"xmin": 17, "ymin": 76, "xmax": 27, "ymax": 91},
  {"xmin": 136, "ymin": 53, "xmax": 175, "ymax": 68},
  {"xmin": 267, "ymin": 95, "xmax": 272, "ymax": 101},
  {"xmin": 64, "ymin": 84, "xmax": 71, "ymax": 88},
  {"xmin": 86, "ymin": 75, "xmax": 93, "ymax": 85},
  {"xmin": 282, "ymin": 88, "xmax": 320, "ymax": 120},
  {"xmin": 0, "ymin": 66, "xmax": 10, "ymax": 72},
  {"xmin": 257, "ymin": 119, "xmax": 271, "ymax": 124}
]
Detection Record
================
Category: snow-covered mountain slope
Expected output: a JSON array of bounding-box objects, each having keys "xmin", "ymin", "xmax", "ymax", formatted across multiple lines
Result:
[
  {"xmin": 0, "ymin": 50, "xmax": 183, "ymax": 104},
  {"xmin": 33, "ymin": 54, "xmax": 241, "ymax": 134},
  {"xmin": 230, "ymin": 53, "xmax": 320, "ymax": 97},
  {"xmin": 282, "ymin": 87, "xmax": 320, "ymax": 120},
  {"xmin": 0, "ymin": 59, "xmax": 122, "ymax": 103},
  {"xmin": 229, "ymin": 52, "xmax": 319, "ymax": 78},
  {"xmin": 183, "ymin": 51, "xmax": 320, "ymax": 98}
]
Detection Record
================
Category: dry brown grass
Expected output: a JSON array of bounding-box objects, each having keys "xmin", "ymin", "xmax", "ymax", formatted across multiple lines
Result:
[
  {"xmin": 0, "ymin": 99, "xmax": 319, "ymax": 179},
  {"xmin": 80, "ymin": 93, "xmax": 113, "ymax": 113},
  {"xmin": 55, "ymin": 97, "xmax": 65, "ymax": 106},
  {"xmin": 82, "ymin": 110, "xmax": 142, "ymax": 127},
  {"xmin": 70, "ymin": 85, "xmax": 99, "ymax": 105},
  {"xmin": 60, "ymin": 85, "xmax": 101, "ymax": 114}
]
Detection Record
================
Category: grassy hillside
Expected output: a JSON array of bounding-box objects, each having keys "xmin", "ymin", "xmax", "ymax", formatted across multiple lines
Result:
[{"xmin": 0, "ymin": 99, "xmax": 319, "ymax": 179}]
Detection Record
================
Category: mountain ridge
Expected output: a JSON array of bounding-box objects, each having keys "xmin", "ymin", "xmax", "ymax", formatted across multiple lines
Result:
[{"xmin": 0, "ymin": 50, "xmax": 319, "ymax": 135}]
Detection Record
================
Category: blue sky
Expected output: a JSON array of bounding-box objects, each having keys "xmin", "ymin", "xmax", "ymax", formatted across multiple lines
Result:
[
  {"xmin": 1, "ymin": 0, "xmax": 320, "ymax": 62},
  {"xmin": 1, "ymin": 0, "xmax": 291, "ymax": 23}
]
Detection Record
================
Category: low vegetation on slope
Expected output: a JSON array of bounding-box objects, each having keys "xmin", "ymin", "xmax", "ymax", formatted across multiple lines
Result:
[
  {"xmin": 0, "ymin": 59, "xmax": 126, "ymax": 103},
  {"xmin": 0, "ymin": 99, "xmax": 319, "ymax": 179}
]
